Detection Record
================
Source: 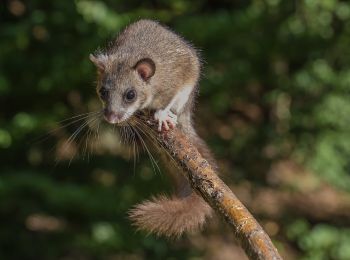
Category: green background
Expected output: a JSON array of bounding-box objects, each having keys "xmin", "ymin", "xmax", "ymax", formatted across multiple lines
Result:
[{"xmin": 1, "ymin": 0, "xmax": 350, "ymax": 259}]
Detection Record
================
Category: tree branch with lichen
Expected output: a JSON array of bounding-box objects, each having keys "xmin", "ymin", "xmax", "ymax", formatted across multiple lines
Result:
[{"xmin": 134, "ymin": 112, "xmax": 282, "ymax": 260}]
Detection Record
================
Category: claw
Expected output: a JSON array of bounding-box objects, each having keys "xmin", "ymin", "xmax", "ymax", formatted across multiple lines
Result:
[
  {"xmin": 163, "ymin": 121, "xmax": 169, "ymax": 131},
  {"xmin": 167, "ymin": 119, "xmax": 175, "ymax": 129},
  {"xmin": 154, "ymin": 109, "xmax": 177, "ymax": 132}
]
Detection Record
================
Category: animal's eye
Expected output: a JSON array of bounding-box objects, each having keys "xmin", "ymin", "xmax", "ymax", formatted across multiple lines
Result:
[
  {"xmin": 99, "ymin": 87, "xmax": 108, "ymax": 100},
  {"xmin": 125, "ymin": 89, "xmax": 136, "ymax": 102}
]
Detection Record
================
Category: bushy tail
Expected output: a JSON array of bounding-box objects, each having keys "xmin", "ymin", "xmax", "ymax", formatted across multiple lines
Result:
[{"xmin": 128, "ymin": 192, "xmax": 212, "ymax": 237}]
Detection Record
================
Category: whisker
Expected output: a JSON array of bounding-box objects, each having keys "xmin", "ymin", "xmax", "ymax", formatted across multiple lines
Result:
[
  {"xmin": 56, "ymin": 110, "xmax": 102, "ymax": 124},
  {"xmin": 68, "ymin": 116, "xmax": 102, "ymax": 165},
  {"xmin": 32, "ymin": 113, "xmax": 100, "ymax": 145},
  {"xmin": 133, "ymin": 117, "xmax": 178, "ymax": 169},
  {"xmin": 88, "ymin": 116, "xmax": 102, "ymax": 161},
  {"xmin": 54, "ymin": 115, "xmax": 101, "ymax": 166},
  {"xmin": 128, "ymin": 121, "xmax": 161, "ymax": 175},
  {"xmin": 82, "ymin": 126, "xmax": 92, "ymax": 161}
]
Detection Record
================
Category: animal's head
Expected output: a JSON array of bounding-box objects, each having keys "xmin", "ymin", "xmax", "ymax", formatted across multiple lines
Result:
[{"xmin": 90, "ymin": 53, "xmax": 156, "ymax": 124}]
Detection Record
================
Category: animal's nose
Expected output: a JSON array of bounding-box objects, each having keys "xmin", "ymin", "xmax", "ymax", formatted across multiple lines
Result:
[{"xmin": 104, "ymin": 109, "xmax": 123, "ymax": 124}]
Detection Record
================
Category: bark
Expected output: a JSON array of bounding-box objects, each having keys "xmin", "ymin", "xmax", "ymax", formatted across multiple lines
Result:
[{"xmin": 136, "ymin": 114, "xmax": 282, "ymax": 260}]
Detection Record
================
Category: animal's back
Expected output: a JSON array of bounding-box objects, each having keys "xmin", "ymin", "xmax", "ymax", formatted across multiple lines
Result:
[
  {"xmin": 112, "ymin": 20, "xmax": 195, "ymax": 59},
  {"xmin": 108, "ymin": 20, "xmax": 200, "ymax": 88}
]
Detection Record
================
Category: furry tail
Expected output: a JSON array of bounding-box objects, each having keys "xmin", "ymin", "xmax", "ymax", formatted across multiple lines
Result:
[{"xmin": 128, "ymin": 192, "xmax": 212, "ymax": 237}]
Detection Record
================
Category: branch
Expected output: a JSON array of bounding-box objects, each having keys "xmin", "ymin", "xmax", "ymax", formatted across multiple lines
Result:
[{"xmin": 137, "ymin": 113, "xmax": 282, "ymax": 260}]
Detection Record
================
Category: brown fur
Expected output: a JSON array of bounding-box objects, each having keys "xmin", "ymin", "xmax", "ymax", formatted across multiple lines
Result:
[
  {"xmin": 129, "ymin": 193, "xmax": 212, "ymax": 238},
  {"xmin": 91, "ymin": 19, "xmax": 216, "ymax": 237}
]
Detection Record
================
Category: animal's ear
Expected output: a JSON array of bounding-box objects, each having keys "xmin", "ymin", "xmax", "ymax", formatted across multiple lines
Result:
[
  {"xmin": 89, "ymin": 53, "xmax": 108, "ymax": 71},
  {"xmin": 134, "ymin": 58, "xmax": 155, "ymax": 81}
]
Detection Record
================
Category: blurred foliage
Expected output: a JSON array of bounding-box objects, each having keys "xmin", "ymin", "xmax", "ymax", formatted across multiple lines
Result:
[{"xmin": 1, "ymin": 0, "xmax": 350, "ymax": 259}]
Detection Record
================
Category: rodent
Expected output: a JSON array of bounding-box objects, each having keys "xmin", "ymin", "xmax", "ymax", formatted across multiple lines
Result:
[{"xmin": 90, "ymin": 19, "xmax": 217, "ymax": 237}]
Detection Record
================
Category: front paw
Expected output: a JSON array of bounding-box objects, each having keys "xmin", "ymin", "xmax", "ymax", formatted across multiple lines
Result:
[{"xmin": 154, "ymin": 109, "xmax": 177, "ymax": 132}]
